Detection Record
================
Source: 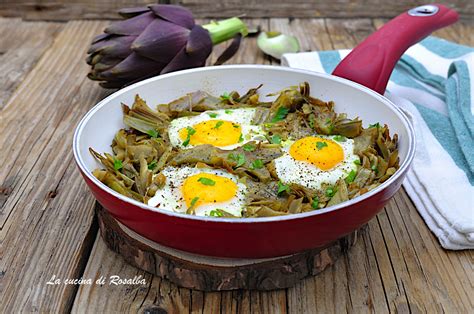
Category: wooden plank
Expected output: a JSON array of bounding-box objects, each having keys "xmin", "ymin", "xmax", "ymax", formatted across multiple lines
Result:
[
  {"xmin": 0, "ymin": 0, "xmax": 473, "ymax": 20},
  {"xmin": 0, "ymin": 20, "xmax": 110, "ymax": 312},
  {"xmin": 0, "ymin": 18, "xmax": 62, "ymax": 109}
]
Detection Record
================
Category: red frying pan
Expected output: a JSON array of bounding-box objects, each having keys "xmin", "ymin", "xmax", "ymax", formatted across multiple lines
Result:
[{"xmin": 73, "ymin": 4, "xmax": 458, "ymax": 258}]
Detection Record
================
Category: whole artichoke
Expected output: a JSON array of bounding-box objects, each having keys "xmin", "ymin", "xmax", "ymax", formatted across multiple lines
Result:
[{"xmin": 87, "ymin": 5, "xmax": 248, "ymax": 88}]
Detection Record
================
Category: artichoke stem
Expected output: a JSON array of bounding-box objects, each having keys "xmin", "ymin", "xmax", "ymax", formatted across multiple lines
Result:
[{"xmin": 202, "ymin": 17, "xmax": 248, "ymax": 45}]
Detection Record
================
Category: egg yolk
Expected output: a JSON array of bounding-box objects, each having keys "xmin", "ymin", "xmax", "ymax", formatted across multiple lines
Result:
[
  {"xmin": 179, "ymin": 120, "xmax": 242, "ymax": 147},
  {"xmin": 289, "ymin": 136, "xmax": 344, "ymax": 170},
  {"xmin": 182, "ymin": 173, "xmax": 238, "ymax": 208}
]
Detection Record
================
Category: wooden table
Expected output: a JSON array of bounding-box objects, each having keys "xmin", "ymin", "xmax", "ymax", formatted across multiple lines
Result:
[{"xmin": 0, "ymin": 16, "xmax": 472, "ymax": 313}]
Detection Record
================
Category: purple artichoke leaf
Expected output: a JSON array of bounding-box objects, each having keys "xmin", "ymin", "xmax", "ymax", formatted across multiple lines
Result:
[
  {"xmin": 161, "ymin": 25, "xmax": 212, "ymax": 74},
  {"xmin": 87, "ymin": 35, "xmax": 136, "ymax": 59},
  {"xmin": 214, "ymin": 33, "xmax": 242, "ymax": 66},
  {"xmin": 118, "ymin": 7, "xmax": 150, "ymax": 18},
  {"xmin": 99, "ymin": 79, "xmax": 131, "ymax": 89},
  {"xmin": 93, "ymin": 57, "xmax": 124, "ymax": 72},
  {"xmin": 131, "ymin": 19, "xmax": 190, "ymax": 63},
  {"xmin": 105, "ymin": 11, "xmax": 155, "ymax": 36},
  {"xmin": 91, "ymin": 33, "xmax": 113, "ymax": 45},
  {"xmin": 149, "ymin": 4, "xmax": 195, "ymax": 30},
  {"xmin": 100, "ymin": 52, "xmax": 166, "ymax": 80}
]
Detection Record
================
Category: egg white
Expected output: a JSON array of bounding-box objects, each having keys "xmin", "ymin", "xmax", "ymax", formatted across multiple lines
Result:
[
  {"xmin": 167, "ymin": 108, "xmax": 266, "ymax": 150},
  {"xmin": 147, "ymin": 166, "xmax": 247, "ymax": 217},
  {"xmin": 273, "ymin": 135, "xmax": 359, "ymax": 190}
]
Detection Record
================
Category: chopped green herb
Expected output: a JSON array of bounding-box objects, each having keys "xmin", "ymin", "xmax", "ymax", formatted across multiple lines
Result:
[
  {"xmin": 209, "ymin": 209, "xmax": 223, "ymax": 217},
  {"xmin": 270, "ymin": 134, "xmax": 282, "ymax": 144},
  {"xmin": 207, "ymin": 112, "xmax": 218, "ymax": 118},
  {"xmin": 316, "ymin": 141, "xmax": 328, "ymax": 150},
  {"xmin": 309, "ymin": 115, "xmax": 315, "ymax": 129},
  {"xmin": 243, "ymin": 143, "xmax": 256, "ymax": 152},
  {"xmin": 182, "ymin": 126, "xmax": 196, "ymax": 147},
  {"xmin": 271, "ymin": 107, "xmax": 289, "ymax": 122},
  {"xmin": 225, "ymin": 109, "xmax": 233, "ymax": 114},
  {"xmin": 220, "ymin": 92, "xmax": 231, "ymax": 100},
  {"xmin": 113, "ymin": 159, "xmax": 123, "ymax": 171},
  {"xmin": 214, "ymin": 121, "xmax": 224, "ymax": 129},
  {"xmin": 146, "ymin": 129, "xmax": 159, "ymax": 138},
  {"xmin": 371, "ymin": 165, "xmax": 378, "ymax": 173},
  {"xmin": 239, "ymin": 134, "xmax": 244, "ymax": 142},
  {"xmin": 148, "ymin": 160, "xmax": 157, "ymax": 170},
  {"xmin": 277, "ymin": 181, "xmax": 290, "ymax": 195},
  {"xmin": 369, "ymin": 122, "xmax": 380, "ymax": 128},
  {"xmin": 333, "ymin": 135, "xmax": 347, "ymax": 142},
  {"xmin": 325, "ymin": 118, "xmax": 332, "ymax": 125},
  {"xmin": 197, "ymin": 177, "xmax": 216, "ymax": 186},
  {"xmin": 250, "ymin": 159, "xmax": 264, "ymax": 170},
  {"xmin": 190, "ymin": 196, "xmax": 199, "ymax": 207},
  {"xmin": 354, "ymin": 159, "xmax": 361, "ymax": 165},
  {"xmin": 326, "ymin": 187, "xmax": 336, "ymax": 197},
  {"xmin": 228, "ymin": 153, "xmax": 246, "ymax": 168},
  {"xmin": 311, "ymin": 196, "xmax": 319, "ymax": 209},
  {"xmin": 345, "ymin": 170, "xmax": 357, "ymax": 184},
  {"xmin": 233, "ymin": 124, "xmax": 240, "ymax": 128}
]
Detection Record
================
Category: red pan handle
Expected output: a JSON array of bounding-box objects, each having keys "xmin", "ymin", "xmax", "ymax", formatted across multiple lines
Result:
[{"xmin": 332, "ymin": 4, "xmax": 458, "ymax": 95}]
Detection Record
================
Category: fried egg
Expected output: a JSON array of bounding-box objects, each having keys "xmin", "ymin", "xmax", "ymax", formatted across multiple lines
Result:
[
  {"xmin": 147, "ymin": 166, "xmax": 247, "ymax": 217},
  {"xmin": 273, "ymin": 135, "xmax": 358, "ymax": 190},
  {"xmin": 168, "ymin": 108, "xmax": 266, "ymax": 150}
]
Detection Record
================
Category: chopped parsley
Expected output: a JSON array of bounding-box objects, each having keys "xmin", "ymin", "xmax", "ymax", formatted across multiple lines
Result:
[
  {"xmin": 311, "ymin": 196, "xmax": 319, "ymax": 209},
  {"xmin": 233, "ymin": 124, "xmax": 240, "ymax": 128},
  {"xmin": 316, "ymin": 141, "xmax": 328, "ymax": 150},
  {"xmin": 239, "ymin": 134, "xmax": 244, "ymax": 142},
  {"xmin": 345, "ymin": 170, "xmax": 357, "ymax": 184},
  {"xmin": 207, "ymin": 112, "xmax": 218, "ymax": 118},
  {"xmin": 271, "ymin": 107, "xmax": 289, "ymax": 122},
  {"xmin": 250, "ymin": 159, "xmax": 264, "ymax": 170},
  {"xmin": 209, "ymin": 209, "xmax": 224, "ymax": 217},
  {"xmin": 190, "ymin": 197, "xmax": 199, "ymax": 207},
  {"xmin": 228, "ymin": 153, "xmax": 246, "ymax": 168},
  {"xmin": 270, "ymin": 134, "xmax": 282, "ymax": 144},
  {"xmin": 309, "ymin": 115, "xmax": 315, "ymax": 129},
  {"xmin": 113, "ymin": 159, "xmax": 123, "ymax": 171},
  {"xmin": 243, "ymin": 143, "xmax": 256, "ymax": 152},
  {"xmin": 225, "ymin": 109, "xmax": 233, "ymax": 114},
  {"xmin": 197, "ymin": 177, "xmax": 216, "ymax": 186},
  {"xmin": 369, "ymin": 122, "xmax": 380, "ymax": 129},
  {"xmin": 277, "ymin": 181, "xmax": 290, "ymax": 195},
  {"xmin": 148, "ymin": 160, "xmax": 157, "ymax": 170},
  {"xmin": 146, "ymin": 129, "xmax": 159, "ymax": 138},
  {"xmin": 182, "ymin": 126, "xmax": 196, "ymax": 147},
  {"xmin": 326, "ymin": 187, "xmax": 336, "ymax": 197},
  {"xmin": 354, "ymin": 159, "xmax": 361, "ymax": 165},
  {"xmin": 333, "ymin": 135, "xmax": 347, "ymax": 142},
  {"xmin": 220, "ymin": 92, "xmax": 231, "ymax": 100},
  {"xmin": 371, "ymin": 165, "xmax": 378, "ymax": 173},
  {"xmin": 214, "ymin": 121, "xmax": 224, "ymax": 129}
]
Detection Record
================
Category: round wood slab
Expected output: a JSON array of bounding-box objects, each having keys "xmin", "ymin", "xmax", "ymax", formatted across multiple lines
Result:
[{"xmin": 96, "ymin": 206, "xmax": 364, "ymax": 291}]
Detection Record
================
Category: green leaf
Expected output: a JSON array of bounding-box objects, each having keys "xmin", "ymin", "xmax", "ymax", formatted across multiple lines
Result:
[
  {"xmin": 277, "ymin": 181, "xmax": 290, "ymax": 195},
  {"xmin": 250, "ymin": 159, "xmax": 264, "ymax": 170},
  {"xmin": 190, "ymin": 196, "xmax": 199, "ymax": 207},
  {"xmin": 228, "ymin": 153, "xmax": 246, "ymax": 168},
  {"xmin": 311, "ymin": 196, "xmax": 319, "ymax": 209},
  {"xmin": 146, "ymin": 129, "xmax": 159, "ymax": 138},
  {"xmin": 333, "ymin": 135, "xmax": 346, "ymax": 142},
  {"xmin": 113, "ymin": 159, "xmax": 123, "ymax": 171},
  {"xmin": 207, "ymin": 112, "xmax": 218, "ymax": 118},
  {"xmin": 214, "ymin": 121, "xmax": 224, "ymax": 129},
  {"xmin": 270, "ymin": 134, "xmax": 282, "ymax": 144},
  {"xmin": 271, "ymin": 107, "xmax": 289, "ymax": 122},
  {"xmin": 345, "ymin": 170, "xmax": 357, "ymax": 184},
  {"xmin": 198, "ymin": 177, "xmax": 216, "ymax": 186},
  {"xmin": 326, "ymin": 186, "xmax": 336, "ymax": 197},
  {"xmin": 225, "ymin": 109, "xmax": 233, "ymax": 114},
  {"xmin": 243, "ymin": 143, "xmax": 256, "ymax": 152},
  {"xmin": 209, "ymin": 209, "xmax": 223, "ymax": 217},
  {"xmin": 316, "ymin": 141, "xmax": 328, "ymax": 150},
  {"xmin": 239, "ymin": 134, "xmax": 244, "ymax": 142},
  {"xmin": 369, "ymin": 122, "xmax": 380, "ymax": 129},
  {"xmin": 148, "ymin": 160, "xmax": 157, "ymax": 170}
]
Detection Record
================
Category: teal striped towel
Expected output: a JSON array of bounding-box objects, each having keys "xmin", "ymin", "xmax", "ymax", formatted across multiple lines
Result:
[{"xmin": 282, "ymin": 36, "xmax": 474, "ymax": 250}]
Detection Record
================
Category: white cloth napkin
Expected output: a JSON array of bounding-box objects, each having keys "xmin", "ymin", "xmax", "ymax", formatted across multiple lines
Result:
[{"xmin": 281, "ymin": 36, "xmax": 474, "ymax": 250}]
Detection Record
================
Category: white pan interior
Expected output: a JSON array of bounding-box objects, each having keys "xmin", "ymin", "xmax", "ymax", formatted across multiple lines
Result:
[{"xmin": 74, "ymin": 65, "xmax": 414, "ymax": 218}]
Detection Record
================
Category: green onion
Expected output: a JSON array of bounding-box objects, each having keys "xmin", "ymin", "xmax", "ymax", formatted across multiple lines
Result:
[
  {"xmin": 220, "ymin": 92, "xmax": 231, "ymax": 100},
  {"xmin": 333, "ymin": 135, "xmax": 346, "ymax": 142},
  {"xmin": 354, "ymin": 159, "xmax": 361, "ymax": 165},
  {"xmin": 271, "ymin": 107, "xmax": 289, "ymax": 122},
  {"xmin": 197, "ymin": 177, "xmax": 216, "ymax": 186},
  {"xmin": 146, "ymin": 129, "xmax": 159, "ymax": 138},
  {"xmin": 214, "ymin": 121, "xmax": 224, "ymax": 129},
  {"xmin": 369, "ymin": 122, "xmax": 380, "ymax": 129},
  {"xmin": 326, "ymin": 187, "xmax": 336, "ymax": 197},
  {"xmin": 316, "ymin": 141, "xmax": 328, "ymax": 150},
  {"xmin": 207, "ymin": 112, "xmax": 218, "ymax": 118},
  {"xmin": 239, "ymin": 134, "xmax": 244, "ymax": 142},
  {"xmin": 345, "ymin": 170, "xmax": 357, "ymax": 184},
  {"xmin": 148, "ymin": 160, "xmax": 157, "ymax": 170},
  {"xmin": 311, "ymin": 196, "xmax": 319, "ymax": 209},
  {"xmin": 209, "ymin": 209, "xmax": 224, "ymax": 217},
  {"xmin": 182, "ymin": 126, "xmax": 196, "ymax": 147},
  {"xmin": 270, "ymin": 134, "xmax": 282, "ymax": 144},
  {"xmin": 113, "ymin": 159, "xmax": 123, "ymax": 171},
  {"xmin": 243, "ymin": 143, "xmax": 256, "ymax": 152},
  {"xmin": 277, "ymin": 181, "xmax": 290, "ymax": 195},
  {"xmin": 225, "ymin": 109, "xmax": 233, "ymax": 114},
  {"xmin": 190, "ymin": 197, "xmax": 199, "ymax": 207},
  {"xmin": 250, "ymin": 159, "xmax": 264, "ymax": 170}
]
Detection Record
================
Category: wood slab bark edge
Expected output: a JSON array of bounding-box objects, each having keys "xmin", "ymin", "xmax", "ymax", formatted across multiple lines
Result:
[{"xmin": 96, "ymin": 205, "xmax": 364, "ymax": 291}]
